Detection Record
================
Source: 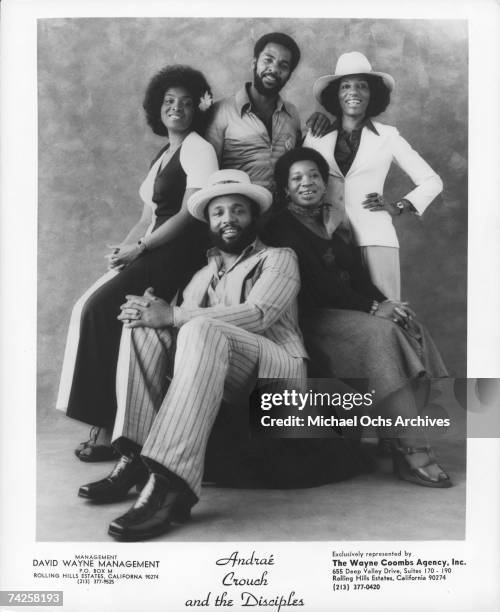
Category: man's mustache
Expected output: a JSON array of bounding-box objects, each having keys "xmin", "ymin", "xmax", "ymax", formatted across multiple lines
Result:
[
  {"xmin": 218, "ymin": 223, "xmax": 241, "ymax": 235},
  {"xmin": 262, "ymin": 71, "xmax": 282, "ymax": 83}
]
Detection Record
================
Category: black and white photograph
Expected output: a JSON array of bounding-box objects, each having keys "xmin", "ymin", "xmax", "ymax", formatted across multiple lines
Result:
[
  {"xmin": 36, "ymin": 15, "xmax": 467, "ymax": 542},
  {"xmin": 1, "ymin": 1, "xmax": 499, "ymax": 611}
]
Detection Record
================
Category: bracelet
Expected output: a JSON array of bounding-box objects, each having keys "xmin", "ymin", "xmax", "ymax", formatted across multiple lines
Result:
[
  {"xmin": 137, "ymin": 238, "xmax": 148, "ymax": 253},
  {"xmin": 369, "ymin": 300, "xmax": 380, "ymax": 315}
]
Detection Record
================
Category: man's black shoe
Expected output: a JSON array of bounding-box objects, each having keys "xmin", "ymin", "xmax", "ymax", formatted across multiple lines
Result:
[
  {"xmin": 108, "ymin": 472, "xmax": 194, "ymax": 541},
  {"xmin": 78, "ymin": 454, "xmax": 148, "ymax": 503}
]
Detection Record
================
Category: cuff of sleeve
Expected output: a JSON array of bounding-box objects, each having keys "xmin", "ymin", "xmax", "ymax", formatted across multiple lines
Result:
[{"xmin": 402, "ymin": 197, "xmax": 421, "ymax": 216}]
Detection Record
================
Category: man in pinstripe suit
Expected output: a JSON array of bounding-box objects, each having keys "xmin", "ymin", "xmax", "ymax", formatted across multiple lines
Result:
[{"xmin": 78, "ymin": 169, "xmax": 307, "ymax": 541}]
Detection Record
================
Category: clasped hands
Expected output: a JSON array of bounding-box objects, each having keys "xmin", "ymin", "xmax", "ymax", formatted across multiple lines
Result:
[
  {"xmin": 118, "ymin": 289, "xmax": 413, "ymax": 331},
  {"xmin": 118, "ymin": 287, "xmax": 174, "ymax": 328},
  {"xmin": 106, "ymin": 243, "xmax": 143, "ymax": 271},
  {"xmin": 375, "ymin": 300, "xmax": 416, "ymax": 328},
  {"xmin": 362, "ymin": 193, "xmax": 400, "ymax": 216}
]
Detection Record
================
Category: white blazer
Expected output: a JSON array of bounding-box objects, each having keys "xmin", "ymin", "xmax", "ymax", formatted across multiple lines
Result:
[{"xmin": 304, "ymin": 121, "xmax": 443, "ymax": 247}]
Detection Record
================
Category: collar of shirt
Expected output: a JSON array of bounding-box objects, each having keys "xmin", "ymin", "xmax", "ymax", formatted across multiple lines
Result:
[
  {"xmin": 330, "ymin": 117, "xmax": 379, "ymax": 136},
  {"xmin": 206, "ymin": 237, "xmax": 265, "ymax": 278},
  {"xmin": 235, "ymin": 83, "xmax": 291, "ymax": 118}
]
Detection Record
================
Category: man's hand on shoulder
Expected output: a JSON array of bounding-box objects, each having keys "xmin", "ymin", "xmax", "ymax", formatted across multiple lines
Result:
[
  {"xmin": 118, "ymin": 287, "xmax": 174, "ymax": 329},
  {"xmin": 305, "ymin": 111, "xmax": 332, "ymax": 138}
]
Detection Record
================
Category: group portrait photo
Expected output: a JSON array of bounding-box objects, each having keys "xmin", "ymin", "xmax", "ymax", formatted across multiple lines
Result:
[{"xmin": 36, "ymin": 16, "xmax": 468, "ymax": 542}]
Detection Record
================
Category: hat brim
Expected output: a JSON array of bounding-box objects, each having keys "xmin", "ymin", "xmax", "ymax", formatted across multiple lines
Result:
[
  {"xmin": 313, "ymin": 71, "xmax": 395, "ymax": 106},
  {"xmin": 188, "ymin": 183, "xmax": 273, "ymax": 222}
]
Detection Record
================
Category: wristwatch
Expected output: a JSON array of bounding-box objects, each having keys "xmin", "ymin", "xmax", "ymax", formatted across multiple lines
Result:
[{"xmin": 395, "ymin": 199, "xmax": 415, "ymax": 215}]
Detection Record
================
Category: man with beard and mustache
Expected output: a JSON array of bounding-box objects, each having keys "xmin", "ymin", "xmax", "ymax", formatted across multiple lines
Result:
[
  {"xmin": 77, "ymin": 169, "xmax": 307, "ymax": 541},
  {"xmin": 206, "ymin": 32, "xmax": 329, "ymax": 192}
]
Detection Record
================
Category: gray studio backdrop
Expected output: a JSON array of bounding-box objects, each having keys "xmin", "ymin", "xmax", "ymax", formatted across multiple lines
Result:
[{"xmin": 37, "ymin": 18, "xmax": 468, "ymax": 416}]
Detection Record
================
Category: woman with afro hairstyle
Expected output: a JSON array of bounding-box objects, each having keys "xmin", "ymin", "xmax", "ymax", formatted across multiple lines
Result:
[
  {"xmin": 57, "ymin": 65, "xmax": 218, "ymax": 460},
  {"xmin": 304, "ymin": 52, "xmax": 443, "ymax": 300}
]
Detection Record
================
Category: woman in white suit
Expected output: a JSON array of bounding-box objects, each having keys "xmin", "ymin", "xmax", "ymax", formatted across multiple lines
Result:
[{"xmin": 303, "ymin": 52, "xmax": 443, "ymax": 300}]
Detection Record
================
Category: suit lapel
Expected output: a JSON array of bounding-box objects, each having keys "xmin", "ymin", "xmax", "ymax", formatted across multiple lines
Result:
[
  {"xmin": 185, "ymin": 267, "xmax": 213, "ymax": 306},
  {"xmin": 222, "ymin": 254, "xmax": 264, "ymax": 304},
  {"xmin": 185, "ymin": 249, "xmax": 266, "ymax": 307},
  {"xmin": 346, "ymin": 126, "xmax": 385, "ymax": 176},
  {"xmin": 316, "ymin": 132, "xmax": 343, "ymax": 177}
]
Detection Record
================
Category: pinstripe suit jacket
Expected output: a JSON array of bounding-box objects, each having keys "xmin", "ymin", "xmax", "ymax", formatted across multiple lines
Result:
[{"xmin": 173, "ymin": 240, "xmax": 307, "ymax": 359}]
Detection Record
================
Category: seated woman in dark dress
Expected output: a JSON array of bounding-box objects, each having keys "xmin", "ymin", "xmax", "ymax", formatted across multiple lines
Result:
[
  {"xmin": 57, "ymin": 65, "xmax": 218, "ymax": 460},
  {"xmin": 263, "ymin": 147, "xmax": 451, "ymax": 488}
]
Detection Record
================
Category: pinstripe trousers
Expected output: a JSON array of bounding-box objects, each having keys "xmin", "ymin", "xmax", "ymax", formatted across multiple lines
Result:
[{"xmin": 113, "ymin": 316, "xmax": 306, "ymax": 498}]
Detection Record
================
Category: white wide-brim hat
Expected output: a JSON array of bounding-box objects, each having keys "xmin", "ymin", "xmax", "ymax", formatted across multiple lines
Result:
[
  {"xmin": 188, "ymin": 169, "xmax": 273, "ymax": 222},
  {"xmin": 313, "ymin": 51, "xmax": 395, "ymax": 105}
]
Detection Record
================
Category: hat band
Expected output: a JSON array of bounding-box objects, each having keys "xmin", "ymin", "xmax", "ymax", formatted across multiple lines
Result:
[{"xmin": 214, "ymin": 179, "xmax": 242, "ymax": 185}]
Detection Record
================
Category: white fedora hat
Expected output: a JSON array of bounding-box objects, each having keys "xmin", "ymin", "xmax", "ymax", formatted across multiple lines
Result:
[
  {"xmin": 188, "ymin": 169, "xmax": 273, "ymax": 222},
  {"xmin": 313, "ymin": 51, "xmax": 395, "ymax": 105}
]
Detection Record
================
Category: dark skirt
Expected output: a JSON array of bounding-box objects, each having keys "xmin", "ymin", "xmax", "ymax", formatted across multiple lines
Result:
[
  {"xmin": 204, "ymin": 309, "xmax": 448, "ymax": 487},
  {"xmin": 301, "ymin": 308, "xmax": 448, "ymax": 398},
  {"xmin": 61, "ymin": 224, "xmax": 208, "ymax": 428}
]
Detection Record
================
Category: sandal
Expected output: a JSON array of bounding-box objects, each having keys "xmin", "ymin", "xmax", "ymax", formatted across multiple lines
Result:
[
  {"xmin": 74, "ymin": 426, "xmax": 99, "ymax": 457},
  {"xmin": 78, "ymin": 445, "xmax": 120, "ymax": 462},
  {"xmin": 392, "ymin": 443, "xmax": 452, "ymax": 488},
  {"xmin": 75, "ymin": 427, "xmax": 119, "ymax": 463}
]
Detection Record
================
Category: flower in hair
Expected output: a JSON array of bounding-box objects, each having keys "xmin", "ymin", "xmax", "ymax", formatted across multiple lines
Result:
[{"xmin": 198, "ymin": 91, "xmax": 213, "ymax": 112}]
